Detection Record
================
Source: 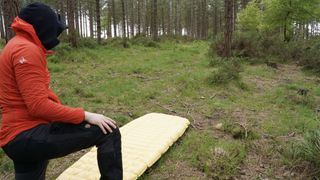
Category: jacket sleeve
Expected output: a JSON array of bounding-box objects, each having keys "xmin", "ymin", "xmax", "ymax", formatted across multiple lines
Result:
[
  {"xmin": 48, "ymin": 88, "xmax": 61, "ymax": 104},
  {"xmin": 13, "ymin": 45, "xmax": 84, "ymax": 124}
]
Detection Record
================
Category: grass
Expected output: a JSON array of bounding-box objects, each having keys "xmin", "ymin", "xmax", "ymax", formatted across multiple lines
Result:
[{"xmin": 0, "ymin": 40, "xmax": 320, "ymax": 179}]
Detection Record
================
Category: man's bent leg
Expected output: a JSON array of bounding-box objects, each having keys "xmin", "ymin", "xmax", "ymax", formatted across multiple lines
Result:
[
  {"xmin": 13, "ymin": 160, "xmax": 48, "ymax": 180},
  {"xmin": 3, "ymin": 122, "xmax": 123, "ymax": 180},
  {"xmin": 97, "ymin": 128, "xmax": 123, "ymax": 180}
]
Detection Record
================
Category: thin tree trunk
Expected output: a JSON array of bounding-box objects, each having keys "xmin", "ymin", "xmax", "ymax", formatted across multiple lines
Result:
[
  {"xmin": 130, "ymin": 0, "xmax": 134, "ymax": 37},
  {"xmin": 144, "ymin": 0, "xmax": 149, "ymax": 36},
  {"xmin": 0, "ymin": 7, "xmax": 5, "ymax": 39},
  {"xmin": 67, "ymin": 0, "xmax": 78, "ymax": 47},
  {"xmin": 202, "ymin": 0, "xmax": 208, "ymax": 39},
  {"xmin": 79, "ymin": 2, "xmax": 83, "ymax": 38},
  {"xmin": 137, "ymin": 0, "xmax": 141, "ymax": 35},
  {"xmin": 177, "ymin": 0, "xmax": 182, "ymax": 36},
  {"xmin": 168, "ymin": 0, "xmax": 172, "ymax": 35},
  {"xmin": 84, "ymin": 10, "xmax": 88, "ymax": 37},
  {"xmin": 125, "ymin": 0, "xmax": 129, "ymax": 38},
  {"xmin": 223, "ymin": 0, "xmax": 233, "ymax": 57},
  {"xmin": 75, "ymin": 0, "xmax": 80, "ymax": 35},
  {"xmin": 107, "ymin": 0, "xmax": 112, "ymax": 38},
  {"xmin": 213, "ymin": 0, "xmax": 218, "ymax": 36},
  {"xmin": 1, "ymin": 0, "xmax": 20, "ymax": 43},
  {"xmin": 121, "ymin": 0, "xmax": 128, "ymax": 47},
  {"xmin": 89, "ymin": 4, "xmax": 95, "ymax": 38},
  {"xmin": 151, "ymin": 0, "xmax": 158, "ymax": 40},
  {"xmin": 233, "ymin": 0, "xmax": 237, "ymax": 31},
  {"xmin": 111, "ymin": 0, "xmax": 117, "ymax": 37},
  {"xmin": 161, "ymin": 5, "xmax": 165, "ymax": 35},
  {"xmin": 59, "ymin": 3, "xmax": 68, "ymax": 39},
  {"xmin": 96, "ymin": 0, "xmax": 101, "ymax": 43},
  {"xmin": 121, "ymin": 0, "xmax": 127, "ymax": 38}
]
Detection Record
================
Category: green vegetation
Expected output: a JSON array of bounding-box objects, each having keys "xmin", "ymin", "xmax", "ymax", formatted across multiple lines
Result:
[
  {"xmin": 0, "ymin": 39, "xmax": 4, "ymax": 48},
  {"xmin": 227, "ymin": 0, "xmax": 320, "ymax": 73},
  {"xmin": 1, "ymin": 39, "xmax": 320, "ymax": 178}
]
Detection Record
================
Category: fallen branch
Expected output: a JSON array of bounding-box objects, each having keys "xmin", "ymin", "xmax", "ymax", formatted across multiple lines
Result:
[{"xmin": 153, "ymin": 102, "xmax": 177, "ymax": 114}]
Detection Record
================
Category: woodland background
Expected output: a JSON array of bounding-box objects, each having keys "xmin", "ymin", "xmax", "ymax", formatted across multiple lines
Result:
[{"xmin": 1, "ymin": 0, "xmax": 320, "ymax": 179}]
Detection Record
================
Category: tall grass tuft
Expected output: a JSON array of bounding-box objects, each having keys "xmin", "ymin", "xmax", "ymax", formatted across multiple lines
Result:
[
  {"xmin": 300, "ymin": 130, "xmax": 320, "ymax": 168},
  {"xmin": 208, "ymin": 57, "xmax": 243, "ymax": 85}
]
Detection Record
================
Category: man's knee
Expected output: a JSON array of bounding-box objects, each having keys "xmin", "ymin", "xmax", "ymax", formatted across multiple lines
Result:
[{"xmin": 112, "ymin": 127, "xmax": 121, "ymax": 139}]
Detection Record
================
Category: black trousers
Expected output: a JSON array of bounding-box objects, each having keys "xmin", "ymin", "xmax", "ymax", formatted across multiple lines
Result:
[{"xmin": 2, "ymin": 122, "xmax": 123, "ymax": 180}]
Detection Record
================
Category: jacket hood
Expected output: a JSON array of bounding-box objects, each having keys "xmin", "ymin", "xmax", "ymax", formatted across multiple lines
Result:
[
  {"xmin": 17, "ymin": 2, "xmax": 67, "ymax": 50},
  {"xmin": 11, "ymin": 17, "xmax": 47, "ymax": 54}
]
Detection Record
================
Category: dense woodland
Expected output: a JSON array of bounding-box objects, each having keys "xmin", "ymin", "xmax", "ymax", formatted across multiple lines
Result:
[
  {"xmin": 1, "ymin": 0, "xmax": 249, "ymax": 42},
  {"xmin": 1, "ymin": 0, "xmax": 320, "ymax": 179},
  {"xmin": 1, "ymin": 0, "xmax": 319, "ymax": 57}
]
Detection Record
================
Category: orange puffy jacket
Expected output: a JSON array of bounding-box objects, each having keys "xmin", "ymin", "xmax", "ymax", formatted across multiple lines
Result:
[{"xmin": 0, "ymin": 17, "xmax": 84, "ymax": 147}]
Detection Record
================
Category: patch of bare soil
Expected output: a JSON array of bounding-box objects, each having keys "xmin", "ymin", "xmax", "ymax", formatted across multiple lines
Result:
[
  {"xmin": 146, "ymin": 160, "xmax": 208, "ymax": 180},
  {"xmin": 235, "ymin": 139, "xmax": 295, "ymax": 180},
  {"xmin": 192, "ymin": 109, "xmax": 226, "ymax": 130},
  {"xmin": 245, "ymin": 64, "xmax": 301, "ymax": 93},
  {"xmin": 235, "ymin": 64, "xmax": 315, "ymax": 180}
]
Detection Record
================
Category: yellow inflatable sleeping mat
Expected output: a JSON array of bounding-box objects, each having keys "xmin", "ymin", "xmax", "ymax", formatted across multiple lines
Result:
[{"xmin": 57, "ymin": 113, "xmax": 190, "ymax": 180}]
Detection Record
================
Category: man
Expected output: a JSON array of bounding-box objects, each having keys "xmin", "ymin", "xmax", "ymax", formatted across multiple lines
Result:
[{"xmin": 0, "ymin": 2, "xmax": 122, "ymax": 180}]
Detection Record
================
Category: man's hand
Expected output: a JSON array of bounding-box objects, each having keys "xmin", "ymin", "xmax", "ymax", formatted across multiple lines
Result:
[{"xmin": 84, "ymin": 111, "xmax": 117, "ymax": 134}]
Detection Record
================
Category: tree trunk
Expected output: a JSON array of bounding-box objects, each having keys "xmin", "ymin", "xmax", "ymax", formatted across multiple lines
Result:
[
  {"xmin": 111, "ymin": 0, "xmax": 117, "ymax": 37},
  {"xmin": 144, "ymin": 0, "xmax": 150, "ymax": 36},
  {"xmin": 88, "ymin": 2, "xmax": 94, "ymax": 38},
  {"xmin": 75, "ymin": 0, "xmax": 80, "ymax": 35},
  {"xmin": 121, "ymin": 0, "xmax": 126, "ymax": 38},
  {"xmin": 223, "ymin": 0, "xmax": 233, "ymax": 57},
  {"xmin": 168, "ymin": 0, "xmax": 172, "ymax": 36},
  {"xmin": 130, "ymin": 0, "xmax": 134, "ymax": 37},
  {"xmin": 151, "ymin": 0, "xmax": 158, "ymax": 40},
  {"xmin": 120, "ymin": 0, "xmax": 128, "ymax": 47},
  {"xmin": 0, "ymin": 7, "xmax": 5, "ymax": 39},
  {"xmin": 1, "ymin": 0, "xmax": 20, "ymax": 43},
  {"xmin": 84, "ymin": 10, "xmax": 88, "ymax": 37},
  {"xmin": 137, "ymin": 0, "xmax": 141, "ymax": 35},
  {"xmin": 241, "ymin": 0, "xmax": 248, "ymax": 9},
  {"xmin": 107, "ymin": 0, "xmax": 112, "ymax": 38},
  {"xmin": 233, "ymin": 0, "xmax": 238, "ymax": 31},
  {"xmin": 125, "ymin": 0, "xmax": 129, "ymax": 38},
  {"xmin": 79, "ymin": 2, "xmax": 83, "ymax": 38},
  {"xmin": 67, "ymin": 0, "xmax": 78, "ymax": 47},
  {"xmin": 213, "ymin": 0, "xmax": 218, "ymax": 36},
  {"xmin": 96, "ymin": 0, "xmax": 101, "ymax": 43},
  {"xmin": 177, "ymin": 0, "xmax": 182, "ymax": 36},
  {"xmin": 161, "ymin": 5, "xmax": 165, "ymax": 35},
  {"xmin": 202, "ymin": 0, "xmax": 208, "ymax": 39}
]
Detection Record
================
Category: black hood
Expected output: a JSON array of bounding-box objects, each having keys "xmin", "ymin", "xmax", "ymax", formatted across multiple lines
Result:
[{"xmin": 18, "ymin": 2, "xmax": 67, "ymax": 50}]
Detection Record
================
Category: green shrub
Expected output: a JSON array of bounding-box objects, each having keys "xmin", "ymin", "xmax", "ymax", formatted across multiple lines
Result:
[
  {"xmin": 159, "ymin": 35, "xmax": 195, "ymax": 43},
  {"xmin": 209, "ymin": 33, "xmax": 225, "ymax": 57},
  {"xmin": 48, "ymin": 43, "xmax": 73, "ymax": 63},
  {"xmin": 208, "ymin": 58, "xmax": 243, "ymax": 85},
  {"xmin": 52, "ymin": 43, "xmax": 72, "ymax": 56},
  {"xmin": 104, "ymin": 37, "xmax": 129, "ymax": 48},
  {"xmin": 298, "ymin": 39, "xmax": 320, "ymax": 74},
  {"xmin": 78, "ymin": 38, "xmax": 98, "ymax": 48},
  {"xmin": 130, "ymin": 36, "xmax": 159, "ymax": 48}
]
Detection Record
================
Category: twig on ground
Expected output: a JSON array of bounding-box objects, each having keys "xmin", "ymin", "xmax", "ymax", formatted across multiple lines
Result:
[
  {"xmin": 153, "ymin": 102, "xmax": 177, "ymax": 114},
  {"xmin": 262, "ymin": 132, "xmax": 296, "ymax": 140}
]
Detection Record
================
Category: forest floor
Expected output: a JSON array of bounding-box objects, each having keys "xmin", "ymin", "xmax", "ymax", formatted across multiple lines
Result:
[{"xmin": 0, "ymin": 41, "xmax": 319, "ymax": 179}]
